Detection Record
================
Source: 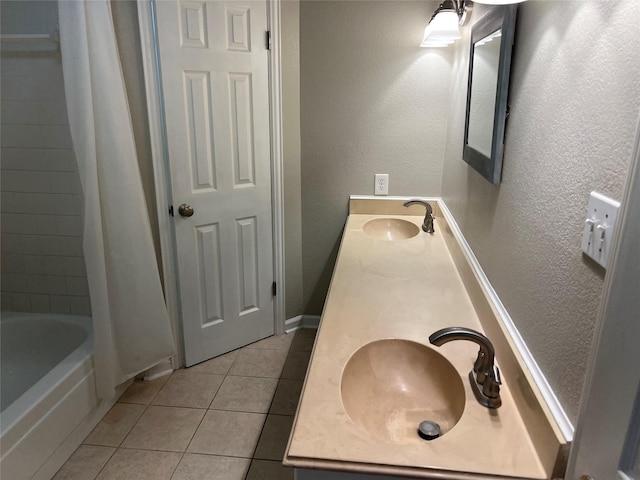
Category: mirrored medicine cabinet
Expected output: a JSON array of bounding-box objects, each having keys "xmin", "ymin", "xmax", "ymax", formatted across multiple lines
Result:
[{"xmin": 463, "ymin": 6, "xmax": 517, "ymax": 185}]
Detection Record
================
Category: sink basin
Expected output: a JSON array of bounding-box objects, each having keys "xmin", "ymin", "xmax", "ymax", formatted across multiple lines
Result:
[
  {"xmin": 340, "ymin": 339, "xmax": 465, "ymax": 443},
  {"xmin": 362, "ymin": 218, "xmax": 420, "ymax": 241}
]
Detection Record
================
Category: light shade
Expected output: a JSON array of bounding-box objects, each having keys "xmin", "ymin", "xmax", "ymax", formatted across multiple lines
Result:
[
  {"xmin": 419, "ymin": 0, "xmax": 471, "ymax": 48},
  {"xmin": 420, "ymin": 39, "xmax": 454, "ymax": 48},
  {"xmin": 426, "ymin": 11, "xmax": 461, "ymax": 41},
  {"xmin": 420, "ymin": 23, "xmax": 456, "ymax": 47}
]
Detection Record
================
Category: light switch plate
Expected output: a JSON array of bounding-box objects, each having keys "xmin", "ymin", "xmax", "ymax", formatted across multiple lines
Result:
[
  {"xmin": 374, "ymin": 174, "xmax": 389, "ymax": 195},
  {"xmin": 581, "ymin": 191, "xmax": 620, "ymax": 269}
]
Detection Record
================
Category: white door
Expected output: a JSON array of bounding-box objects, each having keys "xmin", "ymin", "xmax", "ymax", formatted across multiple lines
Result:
[
  {"xmin": 565, "ymin": 121, "xmax": 640, "ymax": 479},
  {"xmin": 155, "ymin": 0, "xmax": 274, "ymax": 366}
]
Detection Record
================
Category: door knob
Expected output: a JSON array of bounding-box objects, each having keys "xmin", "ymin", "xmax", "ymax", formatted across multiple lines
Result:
[{"xmin": 178, "ymin": 204, "xmax": 194, "ymax": 217}]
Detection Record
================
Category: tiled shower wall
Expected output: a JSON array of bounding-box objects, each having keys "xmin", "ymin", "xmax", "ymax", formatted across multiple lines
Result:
[{"xmin": 1, "ymin": 1, "xmax": 91, "ymax": 316}]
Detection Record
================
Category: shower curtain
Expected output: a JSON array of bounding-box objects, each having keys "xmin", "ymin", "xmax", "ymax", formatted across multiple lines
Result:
[{"xmin": 58, "ymin": 0, "xmax": 175, "ymax": 399}]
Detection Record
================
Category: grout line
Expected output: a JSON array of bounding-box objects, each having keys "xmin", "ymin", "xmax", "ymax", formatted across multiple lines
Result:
[
  {"xmin": 113, "ymin": 398, "xmax": 153, "ymax": 451},
  {"xmin": 107, "ymin": 445, "xmax": 201, "ymax": 455},
  {"xmin": 116, "ymin": 405, "xmax": 147, "ymax": 449},
  {"xmin": 205, "ymin": 376, "xmax": 226, "ymax": 409},
  {"xmin": 243, "ymin": 341, "xmax": 293, "ymax": 479},
  {"xmin": 141, "ymin": 404, "xmax": 210, "ymax": 412},
  {"xmin": 213, "ymin": 373, "xmax": 285, "ymax": 380},
  {"xmin": 168, "ymin": 452, "xmax": 186, "ymax": 480},
  {"xmin": 88, "ymin": 445, "xmax": 117, "ymax": 480},
  {"xmin": 182, "ymin": 405, "xmax": 210, "ymax": 464},
  {"xmin": 205, "ymin": 407, "xmax": 273, "ymax": 415},
  {"xmin": 59, "ymin": 332, "xmax": 314, "ymax": 479}
]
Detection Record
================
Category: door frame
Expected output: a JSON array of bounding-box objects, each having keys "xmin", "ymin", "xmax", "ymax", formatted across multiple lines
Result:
[
  {"xmin": 566, "ymin": 113, "xmax": 640, "ymax": 479},
  {"xmin": 136, "ymin": 0, "xmax": 286, "ymax": 368}
]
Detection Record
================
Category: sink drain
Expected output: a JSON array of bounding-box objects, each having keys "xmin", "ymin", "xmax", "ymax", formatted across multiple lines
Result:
[{"xmin": 417, "ymin": 420, "xmax": 441, "ymax": 441}]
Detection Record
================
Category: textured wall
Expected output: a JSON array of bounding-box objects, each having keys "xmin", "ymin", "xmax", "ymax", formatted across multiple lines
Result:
[
  {"xmin": 300, "ymin": 0, "xmax": 452, "ymax": 314},
  {"xmin": 282, "ymin": 0, "xmax": 304, "ymax": 318},
  {"xmin": 440, "ymin": 1, "xmax": 640, "ymax": 423}
]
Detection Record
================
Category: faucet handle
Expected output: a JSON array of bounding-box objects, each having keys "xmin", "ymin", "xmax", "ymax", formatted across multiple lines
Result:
[
  {"xmin": 473, "ymin": 351, "xmax": 488, "ymax": 384},
  {"xmin": 492, "ymin": 365, "xmax": 501, "ymax": 384},
  {"xmin": 482, "ymin": 365, "xmax": 502, "ymax": 399}
]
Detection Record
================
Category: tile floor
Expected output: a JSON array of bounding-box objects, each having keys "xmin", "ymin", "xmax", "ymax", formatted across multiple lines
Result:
[{"xmin": 53, "ymin": 329, "xmax": 316, "ymax": 480}]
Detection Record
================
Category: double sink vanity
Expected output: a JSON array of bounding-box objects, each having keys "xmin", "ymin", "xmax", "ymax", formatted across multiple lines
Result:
[{"xmin": 284, "ymin": 197, "xmax": 568, "ymax": 480}]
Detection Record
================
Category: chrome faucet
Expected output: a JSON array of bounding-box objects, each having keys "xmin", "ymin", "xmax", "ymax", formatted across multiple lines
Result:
[
  {"xmin": 403, "ymin": 199, "xmax": 435, "ymax": 233},
  {"xmin": 429, "ymin": 327, "xmax": 502, "ymax": 408}
]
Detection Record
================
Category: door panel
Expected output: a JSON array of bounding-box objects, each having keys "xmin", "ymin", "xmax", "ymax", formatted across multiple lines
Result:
[
  {"xmin": 195, "ymin": 223, "xmax": 223, "ymax": 324},
  {"xmin": 155, "ymin": 0, "xmax": 274, "ymax": 366}
]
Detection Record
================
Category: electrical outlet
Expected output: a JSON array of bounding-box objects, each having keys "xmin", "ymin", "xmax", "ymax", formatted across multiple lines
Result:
[
  {"xmin": 581, "ymin": 191, "xmax": 620, "ymax": 269},
  {"xmin": 374, "ymin": 174, "xmax": 389, "ymax": 195}
]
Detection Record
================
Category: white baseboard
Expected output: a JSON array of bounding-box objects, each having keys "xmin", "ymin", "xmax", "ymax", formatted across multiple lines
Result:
[
  {"xmin": 285, "ymin": 315, "xmax": 303, "ymax": 332},
  {"xmin": 285, "ymin": 315, "xmax": 320, "ymax": 333}
]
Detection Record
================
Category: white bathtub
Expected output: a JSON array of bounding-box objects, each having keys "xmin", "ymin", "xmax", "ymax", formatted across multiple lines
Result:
[{"xmin": 0, "ymin": 312, "xmax": 121, "ymax": 480}]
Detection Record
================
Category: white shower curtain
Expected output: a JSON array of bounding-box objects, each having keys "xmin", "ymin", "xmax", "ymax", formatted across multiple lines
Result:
[{"xmin": 59, "ymin": 0, "xmax": 175, "ymax": 399}]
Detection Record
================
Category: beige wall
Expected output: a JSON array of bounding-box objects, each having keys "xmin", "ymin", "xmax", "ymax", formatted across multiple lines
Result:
[
  {"xmin": 440, "ymin": 1, "xmax": 640, "ymax": 423},
  {"xmin": 282, "ymin": 0, "xmax": 304, "ymax": 319},
  {"xmin": 300, "ymin": 0, "xmax": 452, "ymax": 314}
]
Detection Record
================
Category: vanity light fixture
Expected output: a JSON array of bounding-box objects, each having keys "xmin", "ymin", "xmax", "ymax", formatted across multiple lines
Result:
[
  {"xmin": 420, "ymin": 0, "xmax": 524, "ymax": 48},
  {"xmin": 420, "ymin": 38, "xmax": 455, "ymax": 48},
  {"xmin": 420, "ymin": 0, "xmax": 469, "ymax": 48}
]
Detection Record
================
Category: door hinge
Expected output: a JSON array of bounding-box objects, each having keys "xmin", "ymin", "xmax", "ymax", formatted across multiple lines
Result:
[
  {"xmin": 272, "ymin": 282, "xmax": 276, "ymax": 296},
  {"xmin": 266, "ymin": 30, "xmax": 271, "ymax": 50},
  {"xmin": 168, "ymin": 205, "xmax": 174, "ymax": 217}
]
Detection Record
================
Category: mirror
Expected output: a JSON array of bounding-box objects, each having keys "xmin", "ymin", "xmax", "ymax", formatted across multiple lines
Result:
[{"xmin": 463, "ymin": 6, "xmax": 517, "ymax": 184}]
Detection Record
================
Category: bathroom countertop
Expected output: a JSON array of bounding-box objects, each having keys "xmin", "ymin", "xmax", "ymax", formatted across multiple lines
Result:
[{"xmin": 283, "ymin": 199, "xmax": 555, "ymax": 479}]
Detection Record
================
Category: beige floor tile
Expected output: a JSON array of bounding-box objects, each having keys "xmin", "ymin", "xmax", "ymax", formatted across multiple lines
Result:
[
  {"xmin": 171, "ymin": 454, "xmax": 250, "ymax": 480},
  {"xmin": 118, "ymin": 375, "xmax": 169, "ymax": 405},
  {"xmin": 95, "ymin": 448, "xmax": 181, "ymax": 480},
  {"xmin": 210, "ymin": 376, "xmax": 278, "ymax": 413},
  {"xmin": 152, "ymin": 371, "xmax": 224, "ymax": 409},
  {"xmin": 185, "ymin": 350, "xmax": 238, "ymax": 375},
  {"xmin": 269, "ymin": 379, "xmax": 304, "ymax": 416},
  {"xmin": 246, "ymin": 333, "xmax": 294, "ymax": 351},
  {"xmin": 121, "ymin": 406, "xmax": 205, "ymax": 452},
  {"xmin": 228, "ymin": 348, "xmax": 288, "ymax": 378},
  {"xmin": 254, "ymin": 415, "xmax": 294, "ymax": 461},
  {"xmin": 290, "ymin": 329, "xmax": 316, "ymax": 352},
  {"xmin": 246, "ymin": 459, "xmax": 294, "ymax": 480},
  {"xmin": 187, "ymin": 410, "xmax": 265, "ymax": 457},
  {"xmin": 53, "ymin": 445, "xmax": 115, "ymax": 480},
  {"xmin": 83, "ymin": 403, "xmax": 145, "ymax": 447},
  {"xmin": 280, "ymin": 350, "xmax": 312, "ymax": 380}
]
